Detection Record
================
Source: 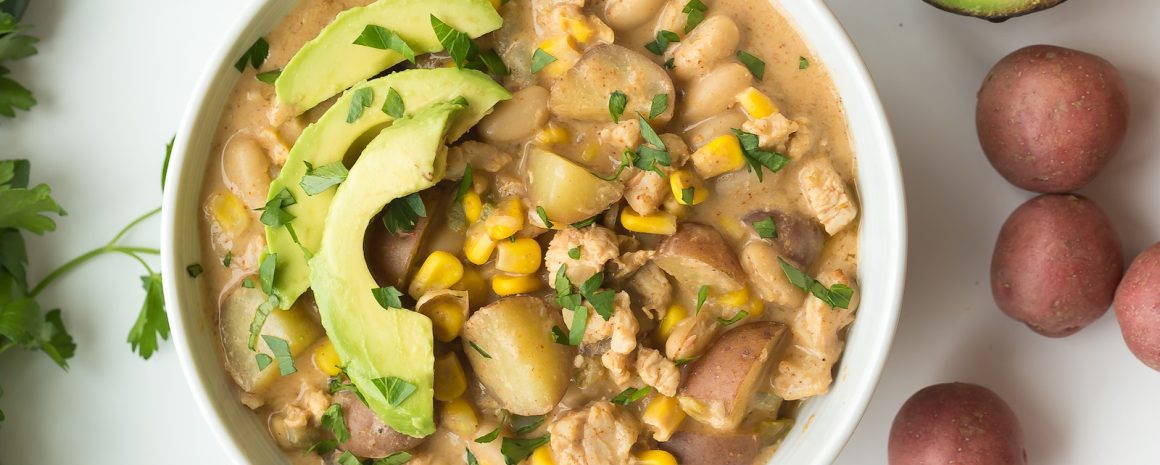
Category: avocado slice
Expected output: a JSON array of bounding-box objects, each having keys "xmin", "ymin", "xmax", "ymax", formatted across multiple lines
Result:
[
  {"xmin": 265, "ymin": 68, "xmax": 510, "ymax": 309},
  {"xmin": 922, "ymin": 0, "xmax": 1067, "ymax": 22},
  {"xmin": 311, "ymin": 100, "xmax": 466, "ymax": 438},
  {"xmin": 276, "ymin": 0, "xmax": 503, "ymax": 115}
]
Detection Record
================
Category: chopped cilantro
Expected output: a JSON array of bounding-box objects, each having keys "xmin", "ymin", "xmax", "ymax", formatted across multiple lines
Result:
[
  {"xmin": 753, "ymin": 217, "xmax": 778, "ymax": 239},
  {"xmin": 778, "ymin": 257, "xmax": 854, "ymax": 309},
  {"xmin": 346, "ymin": 87, "xmax": 375, "ymax": 123},
  {"xmin": 645, "ymin": 30, "xmax": 680, "ymax": 55},
  {"xmin": 568, "ymin": 247, "xmax": 581, "ymax": 260},
  {"xmin": 682, "ymin": 0, "xmax": 708, "ymax": 33},
  {"xmin": 609, "ymin": 90, "xmax": 628, "ymax": 123},
  {"xmin": 717, "ymin": 310, "xmax": 749, "ymax": 326},
  {"xmin": 696, "ymin": 284, "xmax": 709, "ymax": 313},
  {"xmin": 732, "ymin": 129, "xmax": 788, "ymax": 181},
  {"xmin": 649, "ymin": 94, "xmax": 669, "ymax": 119},
  {"xmin": 254, "ymin": 353, "xmax": 273, "ymax": 371},
  {"xmin": 476, "ymin": 428, "xmax": 501, "ymax": 443},
  {"xmin": 431, "ymin": 15, "xmax": 478, "ymax": 68},
  {"xmin": 800, "ymin": 56, "xmax": 810, "ymax": 70},
  {"xmin": 384, "ymin": 87, "xmax": 405, "ymax": 118},
  {"xmin": 530, "ymin": 48, "xmax": 557, "ymax": 74},
  {"xmin": 372, "ymin": 376, "xmax": 418, "ymax": 407},
  {"xmin": 469, "ymin": 340, "xmax": 493, "ymax": 359},
  {"xmin": 737, "ymin": 50, "xmax": 766, "ymax": 80},
  {"xmin": 262, "ymin": 335, "xmax": 296, "ymax": 376},
  {"xmin": 501, "ymin": 435, "xmax": 551, "ymax": 465},
  {"xmin": 255, "ymin": 69, "xmax": 281, "ymax": 84},
  {"xmin": 611, "ymin": 386, "xmax": 652, "ymax": 405},
  {"xmin": 186, "ymin": 264, "xmax": 203, "ymax": 278},
  {"xmin": 234, "ymin": 37, "xmax": 269, "ymax": 72},
  {"xmin": 478, "ymin": 49, "xmax": 511, "ymax": 76},
  {"xmin": 353, "ymin": 25, "xmax": 417, "ymax": 63},
  {"xmin": 382, "ymin": 192, "xmax": 427, "ymax": 235},
  {"xmin": 536, "ymin": 206, "xmax": 554, "ymax": 229},
  {"xmin": 371, "ymin": 286, "xmax": 404, "ymax": 309},
  {"xmin": 300, "ymin": 161, "xmax": 349, "ymax": 196}
]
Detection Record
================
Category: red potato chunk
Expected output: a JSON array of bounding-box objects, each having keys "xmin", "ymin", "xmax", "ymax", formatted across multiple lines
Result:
[
  {"xmin": 678, "ymin": 321, "xmax": 788, "ymax": 430},
  {"xmin": 654, "ymin": 223, "xmax": 747, "ymax": 293}
]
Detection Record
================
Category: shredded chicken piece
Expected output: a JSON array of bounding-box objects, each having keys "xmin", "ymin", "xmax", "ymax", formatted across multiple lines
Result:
[
  {"xmin": 601, "ymin": 350, "xmax": 633, "ymax": 386},
  {"xmin": 742, "ymin": 113, "xmax": 800, "ymax": 149},
  {"xmin": 635, "ymin": 348, "xmax": 681, "ymax": 397},
  {"xmin": 578, "ymin": 292, "xmax": 639, "ymax": 354},
  {"xmin": 787, "ymin": 121, "xmax": 815, "ymax": 159},
  {"xmin": 624, "ymin": 170, "xmax": 668, "ymax": 215},
  {"xmin": 445, "ymin": 141, "xmax": 514, "ymax": 180},
  {"xmin": 493, "ymin": 172, "xmax": 527, "ymax": 199},
  {"xmin": 612, "ymin": 250, "xmax": 654, "ymax": 279},
  {"xmin": 774, "ymin": 270, "xmax": 858, "ymax": 400},
  {"xmin": 299, "ymin": 386, "xmax": 331, "ymax": 425},
  {"xmin": 665, "ymin": 307, "xmax": 720, "ymax": 361},
  {"xmin": 533, "ymin": 0, "xmax": 614, "ymax": 45},
  {"xmin": 599, "ymin": 119, "xmax": 641, "ymax": 149},
  {"xmin": 549, "ymin": 402, "xmax": 641, "ymax": 465},
  {"xmin": 660, "ymin": 133, "xmax": 691, "ymax": 168},
  {"xmin": 545, "ymin": 226, "xmax": 620, "ymax": 288},
  {"xmin": 799, "ymin": 159, "xmax": 858, "ymax": 235}
]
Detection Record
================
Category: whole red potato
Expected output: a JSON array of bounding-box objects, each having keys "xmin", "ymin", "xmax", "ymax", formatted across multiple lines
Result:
[
  {"xmin": 977, "ymin": 45, "xmax": 1129, "ymax": 193},
  {"xmin": 889, "ymin": 383, "xmax": 1027, "ymax": 465},
  {"xmin": 1114, "ymin": 243, "xmax": 1160, "ymax": 371},
  {"xmin": 992, "ymin": 194, "xmax": 1123, "ymax": 337}
]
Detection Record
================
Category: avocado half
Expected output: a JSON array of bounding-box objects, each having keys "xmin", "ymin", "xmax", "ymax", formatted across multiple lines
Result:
[{"xmin": 922, "ymin": 0, "xmax": 1068, "ymax": 22}]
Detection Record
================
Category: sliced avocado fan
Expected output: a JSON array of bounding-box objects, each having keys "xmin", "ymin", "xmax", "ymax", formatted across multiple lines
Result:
[
  {"xmin": 922, "ymin": 0, "xmax": 1068, "ymax": 22},
  {"xmin": 275, "ymin": 0, "xmax": 503, "ymax": 115},
  {"xmin": 311, "ymin": 100, "xmax": 467, "ymax": 438},
  {"xmin": 264, "ymin": 68, "xmax": 510, "ymax": 310}
]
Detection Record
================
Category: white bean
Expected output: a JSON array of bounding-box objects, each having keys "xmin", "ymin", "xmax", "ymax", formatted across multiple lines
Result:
[
  {"xmin": 604, "ymin": 0, "xmax": 667, "ymax": 30},
  {"xmin": 683, "ymin": 109, "xmax": 748, "ymax": 150},
  {"xmin": 221, "ymin": 134, "xmax": 272, "ymax": 210},
  {"xmin": 478, "ymin": 86, "xmax": 550, "ymax": 143},
  {"xmin": 673, "ymin": 15, "xmax": 741, "ymax": 82},
  {"xmin": 680, "ymin": 63, "xmax": 752, "ymax": 124}
]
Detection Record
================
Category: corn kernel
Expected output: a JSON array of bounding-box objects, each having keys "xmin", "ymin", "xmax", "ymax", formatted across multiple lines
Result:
[
  {"xmin": 208, "ymin": 192, "xmax": 251, "ymax": 238},
  {"xmin": 535, "ymin": 122, "xmax": 571, "ymax": 146},
  {"xmin": 492, "ymin": 274, "xmax": 543, "ymax": 296},
  {"xmin": 621, "ymin": 206, "xmax": 678, "ymax": 235},
  {"xmin": 421, "ymin": 298, "xmax": 466, "ymax": 343},
  {"xmin": 718, "ymin": 287, "xmax": 750, "ymax": 309},
  {"xmin": 463, "ymin": 190, "xmax": 483, "ymax": 224},
  {"xmin": 442, "ymin": 396, "xmax": 480, "ymax": 437},
  {"xmin": 669, "ymin": 169, "xmax": 709, "ymax": 206},
  {"xmin": 736, "ymin": 87, "xmax": 779, "ymax": 119},
  {"xmin": 313, "ymin": 340, "xmax": 342, "ymax": 377},
  {"xmin": 564, "ymin": 18, "xmax": 595, "ymax": 44},
  {"xmin": 654, "ymin": 304, "xmax": 689, "ymax": 345},
  {"xmin": 496, "ymin": 238, "xmax": 543, "ymax": 275},
  {"xmin": 749, "ymin": 297, "xmax": 766, "ymax": 318},
  {"xmin": 641, "ymin": 395, "xmax": 686, "ymax": 442},
  {"xmin": 716, "ymin": 216, "xmax": 748, "ymax": 242},
  {"xmin": 464, "ymin": 222, "xmax": 498, "ymax": 265},
  {"xmin": 537, "ymin": 37, "xmax": 582, "ymax": 78},
  {"xmin": 691, "ymin": 135, "xmax": 746, "ymax": 179},
  {"xmin": 635, "ymin": 450, "xmax": 678, "ymax": 465},
  {"xmin": 488, "ymin": 0, "xmax": 502, "ymax": 9},
  {"xmin": 485, "ymin": 198, "xmax": 526, "ymax": 240},
  {"xmin": 433, "ymin": 352, "xmax": 467, "ymax": 402},
  {"xmin": 452, "ymin": 268, "xmax": 489, "ymax": 309},
  {"xmin": 409, "ymin": 251, "xmax": 465, "ymax": 299},
  {"xmin": 531, "ymin": 445, "xmax": 556, "ymax": 465}
]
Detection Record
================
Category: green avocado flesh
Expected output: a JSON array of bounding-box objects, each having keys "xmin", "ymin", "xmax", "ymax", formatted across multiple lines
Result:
[
  {"xmin": 311, "ymin": 101, "xmax": 465, "ymax": 438},
  {"xmin": 923, "ymin": 0, "xmax": 1067, "ymax": 20},
  {"xmin": 275, "ymin": 0, "xmax": 503, "ymax": 115},
  {"xmin": 264, "ymin": 68, "xmax": 511, "ymax": 309}
]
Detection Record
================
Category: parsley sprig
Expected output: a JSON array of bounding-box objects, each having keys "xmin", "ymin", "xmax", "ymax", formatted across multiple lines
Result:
[{"xmin": 0, "ymin": 1, "xmax": 38, "ymax": 118}]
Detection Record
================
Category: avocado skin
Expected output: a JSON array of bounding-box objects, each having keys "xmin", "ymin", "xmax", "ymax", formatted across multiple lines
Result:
[{"xmin": 922, "ymin": 0, "xmax": 1068, "ymax": 22}]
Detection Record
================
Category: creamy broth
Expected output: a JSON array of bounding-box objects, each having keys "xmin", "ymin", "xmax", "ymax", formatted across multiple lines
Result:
[{"xmin": 197, "ymin": 0, "xmax": 860, "ymax": 464}]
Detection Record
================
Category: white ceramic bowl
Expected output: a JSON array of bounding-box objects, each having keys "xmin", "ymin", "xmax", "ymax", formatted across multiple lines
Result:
[{"xmin": 161, "ymin": 1, "xmax": 907, "ymax": 463}]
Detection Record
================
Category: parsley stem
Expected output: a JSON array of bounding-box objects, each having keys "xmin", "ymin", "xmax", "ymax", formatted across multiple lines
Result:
[{"xmin": 29, "ymin": 207, "xmax": 163, "ymax": 297}]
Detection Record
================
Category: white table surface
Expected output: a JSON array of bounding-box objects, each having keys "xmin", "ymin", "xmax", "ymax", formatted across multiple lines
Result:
[{"xmin": 1, "ymin": 0, "xmax": 1158, "ymax": 463}]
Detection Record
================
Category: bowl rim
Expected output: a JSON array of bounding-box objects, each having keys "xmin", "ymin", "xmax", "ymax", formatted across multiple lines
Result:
[{"xmin": 160, "ymin": 1, "xmax": 907, "ymax": 464}]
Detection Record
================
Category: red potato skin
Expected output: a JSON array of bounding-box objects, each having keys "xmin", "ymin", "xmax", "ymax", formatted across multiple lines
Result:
[
  {"xmin": 977, "ymin": 45, "xmax": 1129, "ymax": 193},
  {"xmin": 889, "ymin": 383, "xmax": 1027, "ymax": 465},
  {"xmin": 1114, "ymin": 243, "xmax": 1160, "ymax": 371},
  {"xmin": 991, "ymin": 194, "xmax": 1123, "ymax": 337}
]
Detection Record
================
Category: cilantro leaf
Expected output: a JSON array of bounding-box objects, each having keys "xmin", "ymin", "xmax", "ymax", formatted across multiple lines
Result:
[
  {"xmin": 383, "ymin": 87, "xmax": 405, "ymax": 118},
  {"xmin": 476, "ymin": 427, "xmax": 500, "ymax": 443},
  {"xmin": 0, "ymin": 183, "xmax": 64, "ymax": 234},
  {"xmin": 610, "ymin": 386, "xmax": 652, "ymax": 405},
  {"xmin": 800, "ymin": 56, "xmax": 810, "ymax": 70},
  {"xmin": 353, "ymin": 25, "xmax": 417, "ymax": 63},
  {"xmin": 234, "ymin": 37, "xmax": 269, "ymax": 72},
  {"xmin": 609, "ymin": 90, "xmax": 627, "ymax": 123},
  {"xmin": 753, "ymin": 217, "xmax": 778, "ymax": 239},
  {"xmin": 644, "ymin": 30, "xmax": 680, "ymax": 55},
  {"xmin": 337, "ymin": 451, "xmax": 361, "ymax": 465},
  {"xmin": 0, "ymin": 67, "xmax": 35, "ymax": 118},
  {"xmin": 536, "ymin": 206, "xmax": 554, "ymax": 229},
  {"xmin": 650, "ymin": 94, "xmax": 669, "ymax": 120},
  {"xmin": 300, "ymin": 161, "xmax": 349, "ymax": 196},
  {"xmin": 777, "ymin": 257, "xmax": 854, "ymax": 309},
  {"xmin": 737, "ymin": 50, "xmax": 766, "ymax": 80},
  {"xmin": 127, "ymin": 273, "xmax": 169, "ymax": 360},
  {"xmin": 262, "ymin": 335, "xmax": 297, "ymax": 376},
  {"xmin": 371, "ymin": 286, "xmax": 404, "ymax": 309},
  {"xmin": 161, "ymin": 136, "xmax": 175, "ymax": 191},
  {"xmin": 346, "ymin": 87, "xmax": 375, "ymax": 123},
  {"xmin": 696, "ymin": 285, "xmax": 708, "ymax": 313},
  {"xmin": 372, "ymin": 376, "xmax": 418, "ymax": 407},
  {"xmin": 478, "ymin": 49, "xmax": 510, "ymax": 76},
  {"xmin": 456, "ymin": 164, "xmax": 474, "ymax": 203},
  {"xmin": 258, "ymin": 188, "xmax": 297, "ymax": 228},
  {"xmin": 255, "ymin": 353, "xmax": 273, "ymax": 371},
  {"xmin": 568, "ymin": 305, "xmax": 588, "ymax": 346},
  {"xmin": 185, "ymin": 264, "xmax": 203, "ymax": 278},
  {"xmin": 568, "ymin": 247, "xmax": 581, "ymax": 260},
  {"xmin": 682, "ymin": 0, "xmax": 708, "ymax": 33},
  {"xmin": 732, "ymin": 129, "xmax": 788, "ymax": 181},
  {"xmin": 382, "ymin": 192, "xmax": 427, "ymax": 235},
  {"xmin": 598, "ymin": 150, "xmax": 634, "ymax": 182},
  {"xmin": 717, "ymin": 310, "xmax": 749, "ymax": 326},
  {"xmin": 530, "ymin": 48, "xmax": 557, "ymax": 74},
  {"xmin": 258, "ymin": 253, "xmax": 277, "ymax": 295},
  {"xmin": 467, "ymin": 449, "xmax": 479, "ymax": 465},
  {"xmin": 674, "ymin": 356, "xmax": 699, "ymax": 367},
  {"xmin": 431, "ymin": 15, "xmax": 478, "ymax": 69},
  {"xmin": 321, "ymin": 403, "xmax": 351, "ymax": 444},
  {"xmin": 501, "ymin": 435, "xmax": 551, "ymax": 465},
  {"xmin": 376, "ymin": 452, "xmax": 413, "ymax": 465}
]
